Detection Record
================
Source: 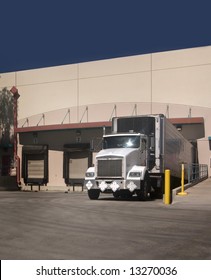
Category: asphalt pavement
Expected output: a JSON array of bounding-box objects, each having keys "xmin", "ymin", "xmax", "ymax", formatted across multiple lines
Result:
[{"xmin": 0, "ymin": 178, "xmax": 211, "ymax": 260}]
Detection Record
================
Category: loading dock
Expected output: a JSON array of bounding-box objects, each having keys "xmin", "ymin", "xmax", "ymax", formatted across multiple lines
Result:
[
  {"xmin": 16, "ymin": 119, "xmax": 204, "ymax": 190},
  {"xmin": 22, "ymin": 145, "xmax": 48, "ymax": 189},
  {"xmin": 63, "ymin": 143, "xmax": 92, "ymax": 190}
]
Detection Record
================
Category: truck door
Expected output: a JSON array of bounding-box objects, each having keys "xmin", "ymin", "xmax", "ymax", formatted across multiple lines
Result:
[
  {"xmin": 140, "ymin": 138, "xmax": 147, "ymax": 166},
  {"xmin": 148, "ymin": 135, "xmax": 156, "ymax": 170}
]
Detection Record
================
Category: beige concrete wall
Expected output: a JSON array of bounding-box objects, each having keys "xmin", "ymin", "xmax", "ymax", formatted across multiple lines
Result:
[
  {"xmin": 0, "ymin": 72, "xmax": 16, "ymax": 88},
  {"xmin": 48, "ymin": 150, "xmax": 64, "ymax": 187},
  {"xmin": 152, "ymin": 46, "xmax": 211, "ymax": 108},
  {"xmin": 153, "ymin": 46, "xmax": 211, "ymax": 69},
  {"xmin": 1, "ymin": 45, "xmax": 211, "ymax": 119},
  {"xmin": 153, "ymin": 64, "xmax": 211, "ymax": 107},
  {"xmin": 79, "ymin": 54, "xmax": 152, "ymax": 106},
  {"xmin": 17, "ymin": 64, "xmax": 78, "ymax": 119}
]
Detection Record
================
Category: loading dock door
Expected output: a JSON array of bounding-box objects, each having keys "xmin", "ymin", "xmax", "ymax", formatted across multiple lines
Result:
[
  {"xmin": 22, "ymin": 145, "xmax": 48, "ymax": 186},
  {"xmin": 63, "ymin": 143, "xmax": 92, "ymax": 186},
  {"xmin": 69, "ymin": 157, "xmax": 88, "ymax": 179},
  {"xmin": 28, "ymin": 159, "xmax": 45, "ymax": 179}
]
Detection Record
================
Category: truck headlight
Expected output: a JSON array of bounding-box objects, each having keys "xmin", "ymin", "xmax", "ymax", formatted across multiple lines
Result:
[
  {"xmin": 85, "ymin": 172, "xmax": 95, "ymax": 177},
  {"xmin": 129, "ymin": 172, "xmax": 141, "ymax": 177}
]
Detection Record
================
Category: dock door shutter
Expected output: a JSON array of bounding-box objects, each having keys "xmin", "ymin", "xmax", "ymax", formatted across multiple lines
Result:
[
  {"xmin": 28, "ymin": 159, "xmax": 44, "ymax": 179},
  {"xmin": 22, "ymin": 145, "xmax": 48, "ymax": 186},
  {"xmin": 69, "ymin": 157, "xmax": 88, "ymax": 179},
  {"xmin": 63, "ymin": 143, "xmax": 92, "ymax": 186}
]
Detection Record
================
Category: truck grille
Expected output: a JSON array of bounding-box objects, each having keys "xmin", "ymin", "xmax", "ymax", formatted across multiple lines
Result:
[{"xmin": 97, "ymin": 159, "xmax": 122, "ymax": 177}]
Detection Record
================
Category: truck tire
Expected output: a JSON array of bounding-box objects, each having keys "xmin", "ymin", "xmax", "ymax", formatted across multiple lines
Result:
[
  {"xmin": 151, "ymin": 177, "xmax": 163, "ymax": 199},
  {"xmin": 119, "ymin": 190, "xmax": 133, "ymax": 199},
  {"xmin": 139, "ymin": 174, "xmax": 150, "ymax": 201},
  {"xmin": 113, "ymin": 191, "xmax": 120, "ymax": 199},
  {"xmin": 88, "ymin": 189, "xmax": 100, "ymax": 200},
  {"xmin": 153, "ymin": 187, "xmax": 163, "ymax": 199}
]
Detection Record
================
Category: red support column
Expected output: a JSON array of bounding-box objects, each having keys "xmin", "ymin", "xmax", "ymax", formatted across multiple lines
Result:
[{"xmin": 10, "ymin": 86, "xmax": 20, "ymax": 185}]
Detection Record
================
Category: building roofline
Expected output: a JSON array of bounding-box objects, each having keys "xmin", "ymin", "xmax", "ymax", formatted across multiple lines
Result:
[
  {"xmin": 15, "ymin": 117, "xmax": 204, "ymax": 134},
  {"xmin": 169, "ymin": 117, "xmax": 204, "ymax": 125},
  {"xmin": 15, "ymin": 121, "xmax": 112, "ymax": 133}
]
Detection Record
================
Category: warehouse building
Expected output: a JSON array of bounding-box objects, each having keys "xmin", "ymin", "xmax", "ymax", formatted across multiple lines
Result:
[{"xmin": 0, "ymin": 45, "xmax": 211, "ymax": 190}]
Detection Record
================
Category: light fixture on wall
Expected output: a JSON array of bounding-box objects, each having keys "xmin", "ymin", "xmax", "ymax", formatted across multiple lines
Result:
[
  {"xmin": 75, "ymin": 130, "xmax": 81, "ymax": 143},
  {"xmin": 176, "ymin": 125, "xmax": 182, "ymax": 131}
]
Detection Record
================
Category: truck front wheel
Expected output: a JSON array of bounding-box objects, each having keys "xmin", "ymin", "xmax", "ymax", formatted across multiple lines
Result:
[
  {"xmin": 139, "ymin": 174, "xmax": 150, "ymax": 201},
  {"xmin": 88, "ymin": 189, "xmax": 100, "ymax": 200}
]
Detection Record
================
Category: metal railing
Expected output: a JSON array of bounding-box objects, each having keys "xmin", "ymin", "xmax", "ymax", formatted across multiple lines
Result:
[{"xmin": 187, "ymin": 164, "xmax": 208, "ymax": 184}]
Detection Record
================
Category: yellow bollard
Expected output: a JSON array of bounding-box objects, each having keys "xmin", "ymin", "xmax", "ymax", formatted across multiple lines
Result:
[
  {"xmin": 164, "ymin": 169, "xmax": 171, "ymax": 204},
  {"xmin": 178, "ymin": 163, "xmax": 188, "ymax": 196}
]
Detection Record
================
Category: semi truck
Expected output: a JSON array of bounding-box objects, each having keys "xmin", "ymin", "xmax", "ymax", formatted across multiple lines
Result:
[{"xmin": 84, "ymin": 114, "xmax": 194, "ymax": 200}]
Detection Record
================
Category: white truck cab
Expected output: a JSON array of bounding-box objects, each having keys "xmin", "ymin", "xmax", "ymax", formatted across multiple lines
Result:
[{"xmin": 84, "ymin": 133, "xmax": 150, "ymax": 200}]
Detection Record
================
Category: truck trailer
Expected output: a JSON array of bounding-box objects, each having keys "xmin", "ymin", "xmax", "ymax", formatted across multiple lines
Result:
[{"xmin": 84, "ymin": 114, "xmax": 194, "ymax": 200}]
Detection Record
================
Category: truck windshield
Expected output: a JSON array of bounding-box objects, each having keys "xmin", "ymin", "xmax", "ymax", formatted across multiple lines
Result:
[{"xmin": 103, "ymin": 135, "xmax": 140, "ymax": 149}]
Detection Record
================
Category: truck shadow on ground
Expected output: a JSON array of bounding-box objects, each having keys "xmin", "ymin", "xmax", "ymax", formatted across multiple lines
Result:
[{"xmin": 98, "ymin": 195, "xmax": 158, "ymax": 202}]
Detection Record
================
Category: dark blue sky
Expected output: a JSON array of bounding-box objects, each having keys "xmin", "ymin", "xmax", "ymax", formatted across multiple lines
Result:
[{"xmin": 1, "ymin": 0, "xmax": 211, "ymax": 73}]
